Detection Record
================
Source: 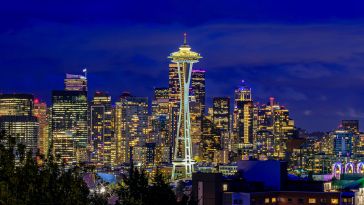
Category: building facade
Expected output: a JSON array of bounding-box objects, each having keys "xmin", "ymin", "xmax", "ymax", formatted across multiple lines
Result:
[
  {"xmin": 33, "ymin": 99, "xmax": 49, "ymax": 156},
  {"xmin": 0, "ymin": 115, "xmax": 39, "ymax": 155},
  {"xmin": 0, "ymin": 94, "xmax": 34, "ymax": 117},
  {"xmin": 51, "ymin": 90, "xmax": 88, "ymax": 165},
  {"xmin": 90, "ymin": 92, "xmax": 114, "ymax": 166},
  {"xmin": 114, "ymin": 93, "xmax": 148, "ymax": 165}
]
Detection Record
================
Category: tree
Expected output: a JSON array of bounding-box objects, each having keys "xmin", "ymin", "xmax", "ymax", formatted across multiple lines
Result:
[
  {"xmin": 116, "ymin": 166, "xmax": 180, "ymax": 205},
  {"xmin": 117, "ymin": 166, "xmax": 148, "ymax": 205},
  {"xmin": 147, "ymin": 168, "xmax": 177, "ymax": 205},
  {"xmin": 0, "ymin": 130, "xmax": 90, "ymax": 205}
]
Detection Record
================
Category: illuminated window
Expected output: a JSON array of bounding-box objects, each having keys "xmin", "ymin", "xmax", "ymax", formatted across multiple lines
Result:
[
  {"xmin": 265, "ymin": 198, "xmax": 269, "ymax": 203},
  {"xmin": 222, "ymin": 184, "xmax": 228, "ymax": 191},
  {"xmin": 309, "ymin": 198, "xmax": 316, "ymax": 203},
  {"xmin": 331, "ymin": 198, "xmax": 339, "ymax": 204},
  {"xmin": 271, "ymin": 197, "xmax": 277, "ymax": 203}
]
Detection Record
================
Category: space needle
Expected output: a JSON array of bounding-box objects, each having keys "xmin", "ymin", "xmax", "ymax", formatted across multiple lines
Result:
[{"xmin": 169, "ymin": 33, "xmax": 202, "ymax": 181}]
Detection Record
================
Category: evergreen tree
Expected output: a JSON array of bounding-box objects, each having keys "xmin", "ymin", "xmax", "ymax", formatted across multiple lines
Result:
[
  {"xmin": 0, "ymin": 131, "xmax": 90, "ymax": 205},
  {"xmin": 116, "ymin": 166, "xmax": 180, "ymax": 205},
  {"xmin": 147, "ymin": 168, "xmax": 177, "ymax": 205}
]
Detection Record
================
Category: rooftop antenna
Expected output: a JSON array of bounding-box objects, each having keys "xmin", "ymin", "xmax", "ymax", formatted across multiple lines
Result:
[
  {"xmin": 183, "ymin": 32, "xmax": 187, "ymax": 45},
  {"xmin": 83, "ymin": 68, "xmax": 87, "ymax": 79}
]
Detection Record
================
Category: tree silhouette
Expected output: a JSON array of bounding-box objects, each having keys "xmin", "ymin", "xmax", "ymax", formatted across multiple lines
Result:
[
  {"xmin": 0, "ymin": 130, "xmax": 189, "ymax": 205},
  {"xmin": 0, "ymin": 130, "xmax": 90, "ymax": 205},
  {"xmin": 116, "ymin": 165, "xmax": 180, "ymax": 205}
]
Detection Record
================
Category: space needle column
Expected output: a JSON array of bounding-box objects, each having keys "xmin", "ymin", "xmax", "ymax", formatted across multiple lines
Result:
[{"xmin": 169, "ymin": 33, "xmax": 202, "ymax": 181}]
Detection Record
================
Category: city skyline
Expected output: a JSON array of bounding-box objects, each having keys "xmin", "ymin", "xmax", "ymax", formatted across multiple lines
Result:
[
  {"xmin": 3, "ymin": 2, "xmax": 364, "ymax": 204},
  {"xmin": 2, "ymin": 1, "xmax": 364, "ymax": 132}
]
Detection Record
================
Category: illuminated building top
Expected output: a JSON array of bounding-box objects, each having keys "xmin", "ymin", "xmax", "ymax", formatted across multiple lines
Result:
[
  {"xmin": 168, "ymin": 33, "xmax": 202, "ymax": 62},
  {"xmin": 0, "ymin": 94, "xmax": 34, "ymax": 117},
  {"xmin": 64, "ymin": 70, "xmax": 87, "ymax": 91}
]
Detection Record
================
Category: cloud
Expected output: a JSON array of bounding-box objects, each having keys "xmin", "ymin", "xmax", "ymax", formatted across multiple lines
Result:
[
  {"xmin": 303, "ymin": 110, "xmax": 312, "ymax": 116},
  {"xmin": 336, "ymin": 108, "xmax": 364, "ymax": 118},
  {"xmin": 284, "ymin": 63, "xmax": 334, "ymax": 79}
]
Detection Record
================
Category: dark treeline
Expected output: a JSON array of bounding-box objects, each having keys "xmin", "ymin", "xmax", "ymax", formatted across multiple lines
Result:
[
  {"xmin": 0, "ymin": 131, "xmax": 192, "ymax": 205},
  {"xmin": 0, "ymin": 130, "xmax": 89, "ymax": 205}
]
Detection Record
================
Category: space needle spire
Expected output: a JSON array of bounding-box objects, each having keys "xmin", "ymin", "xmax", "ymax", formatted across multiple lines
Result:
[{"xmin": 168, "ymin": 33, "xmax": 202, "ymax": 181}]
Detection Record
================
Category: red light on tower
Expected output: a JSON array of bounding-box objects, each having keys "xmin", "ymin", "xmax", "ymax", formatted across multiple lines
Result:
[{"xmin": 34, "ymin": 98, "xmax": 39, "ymax": 104}]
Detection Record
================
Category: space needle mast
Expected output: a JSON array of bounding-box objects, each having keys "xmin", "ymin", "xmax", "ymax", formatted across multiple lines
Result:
[{"xmin": 168, "ymin": 33, "xmax": 202, "ymax": 181}]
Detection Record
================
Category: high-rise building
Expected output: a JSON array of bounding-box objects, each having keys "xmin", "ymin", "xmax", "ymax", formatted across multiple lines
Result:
[
  {"xmin": 114, "ymin": 93, "xmax": 148, "ymax": 165},
  {"xmin": 213, "ymin": 97, "xmax": 231, "ymax": 151},
  {"xmin": 342, "ymin": 120, "xmax": 359, "ymax": 134},
  {"xmin": 190, "ymin": 70, "xmax": 205, "ymax": 160},
  {"xmin": 151, "ymin": 88, "xmax": 171, "ymax": 164},
  {"xmin": 332, "ymin": 129, "xmax": 354, "ymax": 157},
  {"xmin": 0, "ymin": 115, "xmax": 39, "ymax": 155},
  {"xmin": 191, "ymin": 69, "xmax": 206, "ymax": 116},
  {"xmin": 145, "ymin": 142, "xmax": 156, "ymax": 165},
  {"xmin": 257, "ymin": 97, "xmax": 295, "ymax": 159},
  {"xmin": 234, "ymin": 81, "xmax": 254, "ymax": 145},
  {"xmin": 90, "ymin": 92, "xmax": 113, "ymax": 166},
  {"xmin": 33, "ymin": 99, "xmax": 49, "ymax": 156},
  {"xmin": 168, "ymin": 63, "xmax": 182, "ymax": 147},
  {"xmin": 201, "ymin": 114, "xmax": 222, "ymax": 163},
  {"xmin": 189, "ymin": 100, "xmax": 202, "ymax": 161},
  {"xmin": 168, "ymin": 63, "xmax": 181, "ymax": 105},
  {"xmin": 152, "ymin": 88, "xmax": 169, "ymax": 116},
  {"xmin": 255, "ymin": 130, "xmax": 274, "ymax": 159},
  {"xmin": 0, "ymin": 94, "xmax": 34, "ymax": 116},
  {"xmin": 0, "ymin": 93, "xmax": 39, "ymax": 156},
  {"xmin": 154, "ymin": 87, "xmax": 169, "ymax": 100},
  {"xmin": 169, "ymin": 33, "xmax": 202, "ymax": 180},
  {"xmin": 51, "ymin": 90, "xmax": 88, "ymax": 165},
  {"xmin": 64, "ymin": 71, "xmax": 87, "ymax": 91}
]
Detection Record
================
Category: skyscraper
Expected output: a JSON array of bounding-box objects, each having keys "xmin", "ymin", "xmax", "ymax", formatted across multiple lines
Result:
[
  {"xmin": 151, "ymin": 88, "xmax": 171, "ymax": 164},
  {"xmin": 169, "ymin": 33, "xmax": 202, "ymax": 180},
  {"xmin": 257, "ymin": 97, "xmax": 295, "ymax": 159},
  {"xmin": 213, "ymin": 97, "xmax": 231, "ymax": 150},
  {"xmin": 90, "ymin": 92, "xmax": 113, "ymax": 166},
  {"xmin": 189, "ymin": 99, "xmax": 202, "ymax": 159},
  {"xmin": 152, "ymin": 88, "xmax": 169, "ymax": 116},
  {"xmin": 201, "ymin": 114, "xmax": 222, "ymax": 163},
  {"xmin": 64, "ymin": 70, "xmax": 87, "ymax": 91},
  {"xmin": 332, "ymin": 129, "xmax": 354, "ymax": 157},
  {"xmin": 168, "ymin": 63, "xmax": 182, "ymax": 148},
  {"xmin": 0, "ymin": 93, "xmax": 39, "ymax": 156},
  {"xmin": 0, "ymin": 115, "xmax": 39, "ymax": 155},
  {"xmin": 169, "ymin": 63, "xmax": 181, "ymax": 105},
  {"xmin": 51, "ymin": 90, "xmax": 88, "ymax": 165},
  {"xmin": 114, "ymin": 93, "xmax": 148, "ymax": 165},
  {"xmin": 33, "ymin": 99, "xmax": 49, "ymax": 156},
  {"xmin": 0, "ymin": 94, "xmax": 34, "ymax": 116},
  {"xmin": 342, "ymin": 120, "xmax": 359, "ymax": 133},
  {"xmin": 234, "ymin": 81, "xmax": 254, "ymax": 145},
  {"xmin": 190, "ymin": 70, "xmax": 206, "ymax": 159},
  {"xmin": 191, "ymin": 69, "xmax": 206, "ymax": 116}
]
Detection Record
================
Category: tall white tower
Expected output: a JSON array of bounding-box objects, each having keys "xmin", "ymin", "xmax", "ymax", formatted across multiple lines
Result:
[{"xmin": 169, "ymin": 33, "xmax": 202, "ymax": 180}]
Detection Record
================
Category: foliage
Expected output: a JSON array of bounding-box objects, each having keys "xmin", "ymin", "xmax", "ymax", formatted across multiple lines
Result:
[
  {"xmin": 0, "ymin": 130, "xmax": 192, "ymax": 205},
  {"xmin": 147, "ymin": 168, "xmax": 177, "ymax": 205},
  {"xmin": 116, "ymin": 166, "xmax": 180, "ymax": 205},
  {"xmin": 0, "ymin": 131, "xmax": 90, "ymax": 205}
]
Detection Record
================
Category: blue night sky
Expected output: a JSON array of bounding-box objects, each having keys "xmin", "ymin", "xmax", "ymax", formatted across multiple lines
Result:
[{"xmin": 1, "ymin": 0, "xmax": 364, "ymax": 131}]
